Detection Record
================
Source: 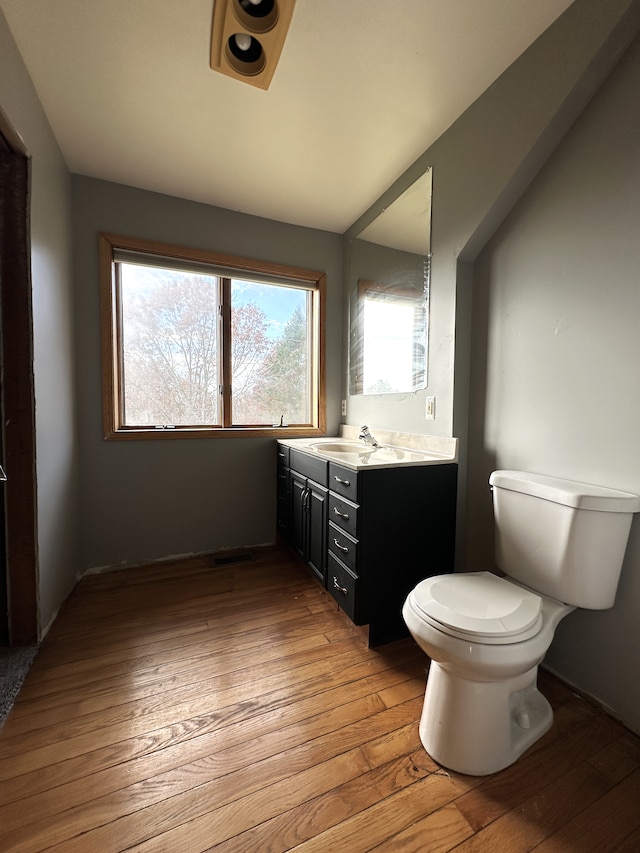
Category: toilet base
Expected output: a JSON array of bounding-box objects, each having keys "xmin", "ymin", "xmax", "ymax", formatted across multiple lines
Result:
[{"xmin": 419, "ymin": 661, "xmax": 553, "ymax": 776}]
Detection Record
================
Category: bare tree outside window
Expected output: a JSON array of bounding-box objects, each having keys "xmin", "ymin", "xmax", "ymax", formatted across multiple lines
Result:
[{"xmin": 121, "ymin": 266, "xmax": 221, "ymax": 425}]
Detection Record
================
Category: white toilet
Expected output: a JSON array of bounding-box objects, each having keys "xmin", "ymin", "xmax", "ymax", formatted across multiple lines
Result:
[{"xmin": 402, "ymin": 470, "xmax": 640, "ymax": 776}]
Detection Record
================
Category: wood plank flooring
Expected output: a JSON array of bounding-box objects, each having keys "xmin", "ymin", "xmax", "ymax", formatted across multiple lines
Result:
[{"xmin": 1, "ymin": 545, "xmax": 639, "ymax": 852}]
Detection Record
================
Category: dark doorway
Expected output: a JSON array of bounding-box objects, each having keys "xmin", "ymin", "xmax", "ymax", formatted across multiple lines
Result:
[
  {"xmin": 0, "ymin": 110, "xmax": 39, "ymax": 645},
  {"xmin": 0, "ymin": 128, "xmax": 9, "ymax": 644}
]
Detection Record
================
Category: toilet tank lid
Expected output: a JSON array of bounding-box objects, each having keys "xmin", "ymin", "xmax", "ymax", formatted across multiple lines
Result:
[{"xmin": 489, "ymin": 470, "xmax": 640, "ymax": 513}]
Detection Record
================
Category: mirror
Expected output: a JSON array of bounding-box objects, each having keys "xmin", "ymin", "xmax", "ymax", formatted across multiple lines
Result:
[{"xmin": 348, "ymin": 168, "xmax": 432, "ymax": 395}]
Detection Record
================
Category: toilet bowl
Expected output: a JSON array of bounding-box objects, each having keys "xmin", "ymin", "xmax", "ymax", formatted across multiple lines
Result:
[
  {"xmin": 403, "ymin": 572, "xmax": 573, "ymax": 775},
  {"xmin": 403, "ymin": 470, "xmax": 640, "ymax": 776}
]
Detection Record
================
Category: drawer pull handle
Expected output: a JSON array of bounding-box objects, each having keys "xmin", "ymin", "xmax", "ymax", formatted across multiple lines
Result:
[
  {"xmin": 333, "ymin": 577, "xmax": 349, "ymax": 596},
  {"xmin": 334, "ymin": 476, "xmax": 351, "ymax": 486},
  {"xmin": 333, "ymin": 538, "xmax": 349, "ymax": 554},
  {"xmin": 278, "ymin": 451, "xmax": 286, "ymax": 458},
  {"xmin": 333, "ymin": 507, "xmax": 349, "ymax": 520}
]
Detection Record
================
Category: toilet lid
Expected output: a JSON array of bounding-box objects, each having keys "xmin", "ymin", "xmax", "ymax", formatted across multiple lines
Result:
[{"xmin": 411, "ymin": 571, "xmax": 542, "ymax": 639}]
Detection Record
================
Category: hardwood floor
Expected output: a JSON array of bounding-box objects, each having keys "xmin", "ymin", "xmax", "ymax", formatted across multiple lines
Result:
[{"xmin": 1, "ymin": 546, "xmax": 639, "ymax": 852}]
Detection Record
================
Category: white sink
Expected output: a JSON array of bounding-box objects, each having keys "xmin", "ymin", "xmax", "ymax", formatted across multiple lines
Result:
[
  {"xmin": 308, "ymin": 441, "xmax": 362, "ymax": 452},
  {"xmin": 308, "ymin": 441, "xmax": 365, "ymax": 455},
  {"xmin": 306, "ymin": 440, "xmax": 450, "ymax": 467},
  {"xmin": 306, "ymin": 441, "xmax": 371, "ymax": 465}
]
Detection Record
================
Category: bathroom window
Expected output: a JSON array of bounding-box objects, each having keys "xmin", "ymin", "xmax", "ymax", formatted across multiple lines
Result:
[{"xmin": 99, "ymin": 233, "xmax": 326, "ymax": 439}]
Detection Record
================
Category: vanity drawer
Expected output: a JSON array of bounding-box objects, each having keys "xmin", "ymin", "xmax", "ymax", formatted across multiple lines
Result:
[
  {"xmin": 277, "ymin": 464, "xmax": 289, "ymax": 497},
  {"xmin": 290, "ymin": 449, "xmax": 328, "ymax": 487},
  {"xmin": 276, "ymin": 444, "xmax": 290, "ymax": 467},
  {"xmin": 328, "ymin": 553, "xmax": 362, "ymax": 624},
  {"xmin": 328, "ymin": 522, "xmax": 358, "ymax": 572},
  {"xmin": 328, "ymin": 493, "xmax": 358, "ymax": 538},
  {"xmin": 329, "ymin": 463, "xmax": 359, "ymax": 502}
]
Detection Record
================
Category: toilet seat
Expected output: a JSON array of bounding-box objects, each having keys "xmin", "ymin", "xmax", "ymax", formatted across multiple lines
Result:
[{"xmin": 410, "ymin": 571, "xmax": 543, "ymax": 645}]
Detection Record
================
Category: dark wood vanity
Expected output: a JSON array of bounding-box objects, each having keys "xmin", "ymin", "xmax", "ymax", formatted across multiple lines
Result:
[{"xmin": 277, "ymin": 441, "xmax": 458, "ymax": 646}]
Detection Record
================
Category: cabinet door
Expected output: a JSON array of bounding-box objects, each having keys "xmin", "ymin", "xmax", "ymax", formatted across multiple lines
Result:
[
  {"xmin": 290, "ymin": 471, "xmax": 307, "ymax": 561},
  {"xmin": 306, "ymin": 481, "xmax": 328, "ymax": 584}
]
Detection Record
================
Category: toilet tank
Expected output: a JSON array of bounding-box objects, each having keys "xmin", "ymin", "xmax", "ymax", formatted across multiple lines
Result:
[{"xmin": 489, "ymin": 470, "xmax": 640, "ymax": 609}]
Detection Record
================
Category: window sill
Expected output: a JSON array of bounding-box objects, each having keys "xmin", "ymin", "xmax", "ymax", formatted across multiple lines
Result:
[{"xmin": 104, "ymin": 426, "xmax": 328, "ymax": 441}]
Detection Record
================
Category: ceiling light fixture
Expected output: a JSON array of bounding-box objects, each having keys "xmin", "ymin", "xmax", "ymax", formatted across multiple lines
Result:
[
  {"xmin": 240, "ymin": 0, "xmax": 271, "ymax": 11},
  {"xmin": 233, "ymin": 33, "xmax": 252, "ymax": 52},
  {"xmin": 210, "ymin": 0, "xmax": 296, "ymax": 89},
  {"xmin": 228, "ymin": 33, "xmax": 264, "ymax": 69}
]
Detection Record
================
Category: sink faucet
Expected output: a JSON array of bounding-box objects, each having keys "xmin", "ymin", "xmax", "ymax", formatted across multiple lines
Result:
[{"xmin": 358, "ymin": 425, "xmax": 379, "ymax": 447}]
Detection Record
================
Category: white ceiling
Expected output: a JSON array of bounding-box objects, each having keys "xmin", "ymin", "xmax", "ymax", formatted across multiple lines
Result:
[{"xmin": 1, "ymin": 0, "xmax": 573, "ymax": 234}]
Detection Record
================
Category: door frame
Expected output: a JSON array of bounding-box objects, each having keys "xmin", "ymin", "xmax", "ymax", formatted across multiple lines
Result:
[{"xmin": 0, "ymin": 106, "xmax": 39, "ymax": 645}]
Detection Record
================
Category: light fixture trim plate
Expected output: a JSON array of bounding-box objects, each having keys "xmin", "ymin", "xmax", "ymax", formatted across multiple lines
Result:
[{"xmin": 210, "ymin": 0, "xmax": 296, "ymax": 90}]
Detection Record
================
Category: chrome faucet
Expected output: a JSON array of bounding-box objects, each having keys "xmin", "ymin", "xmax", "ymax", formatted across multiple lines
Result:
[{"xmin": 358, "ymin": 425, "xmax": 379, "ymax": 447}]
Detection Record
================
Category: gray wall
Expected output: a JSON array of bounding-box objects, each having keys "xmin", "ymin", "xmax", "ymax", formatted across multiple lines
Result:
[
  {"xmin": 345, "ymin": 0, "xmax": 640, "ymax": 446},
  {"xmin": 465, "ymin": 34, "xmax": 640, "ymax": 733},
  {"xmin": 0, "ymin": 11, "xmax": 79, "ymax": 633},
  {"xmin": 71, "ymin": 177, "xmax": 343, "ymax": 571}
]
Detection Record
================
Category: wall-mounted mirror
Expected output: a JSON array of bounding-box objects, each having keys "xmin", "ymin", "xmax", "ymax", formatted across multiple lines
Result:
[{"xmin": 348, "ymin": 168, "xmax": 432, "ymax": 395}]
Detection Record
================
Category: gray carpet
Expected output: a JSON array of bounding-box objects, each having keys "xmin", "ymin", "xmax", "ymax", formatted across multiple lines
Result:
[{"xmin": 0, "ymin": 644, "xmax": 38, "ymax": 726}]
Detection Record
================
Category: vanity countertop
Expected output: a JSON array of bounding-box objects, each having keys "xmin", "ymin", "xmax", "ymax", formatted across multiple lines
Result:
[{"xmin": 278, "ymin": 426, "xmax": 458, "ymax": 471}]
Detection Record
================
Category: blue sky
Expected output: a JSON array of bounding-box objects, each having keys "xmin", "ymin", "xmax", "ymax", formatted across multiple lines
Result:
[{"xmin": 232, "ymin": 279, "xmax": 307, "ymax": 340}]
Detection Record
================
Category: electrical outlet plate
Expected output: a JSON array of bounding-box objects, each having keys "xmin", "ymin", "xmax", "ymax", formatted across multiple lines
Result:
[
  {"xmin": 341, "ymin": 399, "xmax": 347, "ymax": 416},
  {"xmin": 425, "ymin": 396, "xmax": 435, "ymax": 420}
]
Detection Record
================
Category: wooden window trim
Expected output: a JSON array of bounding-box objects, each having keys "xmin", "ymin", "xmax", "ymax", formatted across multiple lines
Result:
[{"xmin": 99, "ymin": 232, "xmax": 326, "ymax": 440}]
